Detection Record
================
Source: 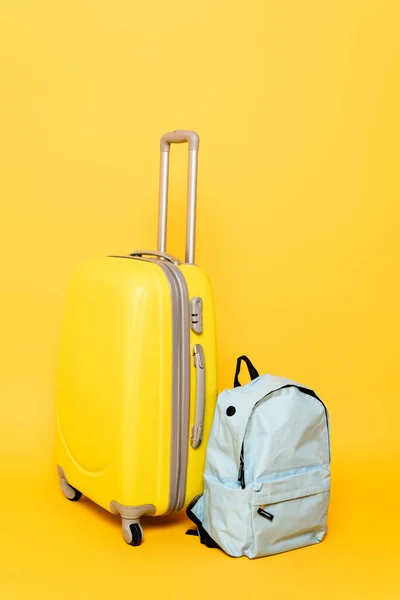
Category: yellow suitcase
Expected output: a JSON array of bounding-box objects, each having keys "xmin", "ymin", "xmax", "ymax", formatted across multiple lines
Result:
[{"xmin": 56, "ymin": 130, "xmax": 218, "ymax": 545}]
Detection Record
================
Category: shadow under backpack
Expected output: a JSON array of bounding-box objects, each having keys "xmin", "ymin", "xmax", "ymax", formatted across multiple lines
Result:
[{"xmin": 186, "ymin": 356, "xmax": 331, "ymax": 559}]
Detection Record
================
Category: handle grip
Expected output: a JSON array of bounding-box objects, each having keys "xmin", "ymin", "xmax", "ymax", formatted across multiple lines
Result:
[
  {"xmin": 160, "ymin": 130, "xmax": 200, "ymax": 152},
  {"xmin": 191, "ymin": 344, "xmax": 205, "ymax": 449},
  {"xmin": 158, "ymin": 129, "xmax": 199, "ymax": 264}
]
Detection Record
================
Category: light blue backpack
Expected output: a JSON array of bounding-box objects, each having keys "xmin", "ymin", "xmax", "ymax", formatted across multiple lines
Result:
[{"xmin": 187, "ymin": 356, "xmax": 331, "ymax": 558}]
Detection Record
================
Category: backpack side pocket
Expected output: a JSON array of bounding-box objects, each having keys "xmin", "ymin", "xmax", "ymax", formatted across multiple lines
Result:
[
  {"xmin": 186, "ymin": 494, "xmax": 220, "ymax": 549},
  {"xmin": 201, "ymin": 476, "xmax": 252, "ymax": 557}
]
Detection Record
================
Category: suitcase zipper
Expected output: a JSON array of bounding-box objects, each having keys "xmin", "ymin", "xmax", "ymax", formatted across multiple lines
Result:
[{"xmin": 159, "ymin": 261, "xmax": 190, "ymax": 512}]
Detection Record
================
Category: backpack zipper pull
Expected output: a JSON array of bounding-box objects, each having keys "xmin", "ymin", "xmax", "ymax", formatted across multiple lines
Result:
[{"xmin": 257, "ymin": 505, "xmax": 274, "ymax": 521}]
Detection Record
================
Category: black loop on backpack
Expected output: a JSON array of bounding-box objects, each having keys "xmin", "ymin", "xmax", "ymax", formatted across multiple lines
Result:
[
  {"xmin": 186, "ymin": 495, "xmax": 220, "ymax": 549},
  {"xmin": 233, "ymin": 356, "xmax": 260, "ymax": 388},
  {"xmin": 185, "ymin": 529, "xmax": 200, "ymax": 537}
]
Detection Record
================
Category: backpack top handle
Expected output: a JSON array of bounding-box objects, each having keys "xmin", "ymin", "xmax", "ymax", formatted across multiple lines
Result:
[{"xmin": 233, "ymin": 356, "xmax": 260, "ymax": 388}]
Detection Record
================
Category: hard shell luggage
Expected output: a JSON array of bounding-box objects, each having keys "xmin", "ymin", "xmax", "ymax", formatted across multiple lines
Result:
[{"xmin": 56, "ymin": 130, "xmax": 218, "ymax": 545}]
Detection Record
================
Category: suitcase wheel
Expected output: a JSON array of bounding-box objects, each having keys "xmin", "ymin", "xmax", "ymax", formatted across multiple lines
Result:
[
  {"xmin": 122, "ymin": 521, "xmax": 143, "ymax": 546},
  {"xmin": 66, "ymin": 487, "xmax": 82, "ymax": 502},
  {"xmin": 59, "ymin": 475, "xmax": 82, "ymax": 502}
]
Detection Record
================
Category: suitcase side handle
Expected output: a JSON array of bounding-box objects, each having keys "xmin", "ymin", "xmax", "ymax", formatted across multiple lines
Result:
[
  {"xmin": 158, "ymin": 130, "xmax": 199, "ymax": 265},
  {"xmin": 191, "ymin": 344, "xmax": 205, "ymax": 449},
  {"xmin": 129, "ymin": 250, "xmax": 181, "ymax": 265}
]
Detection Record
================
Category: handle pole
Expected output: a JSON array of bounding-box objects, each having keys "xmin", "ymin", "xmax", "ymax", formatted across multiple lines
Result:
[
  {"xmin": 157, "ymin": 130, "xmax": 200, "ymax": 264},
  {"xmin": 158, "ymin": 151, "xmax": 169, "ymax": 254},
  {"xmin": 186, "ymin": 150, "xmax": 198, "ymax": 264}
]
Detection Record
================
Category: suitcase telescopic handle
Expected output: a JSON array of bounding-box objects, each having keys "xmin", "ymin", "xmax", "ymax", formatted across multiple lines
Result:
[{"xmin": 158, "ymin": 130, "xmax": 200, "ymax": 264}]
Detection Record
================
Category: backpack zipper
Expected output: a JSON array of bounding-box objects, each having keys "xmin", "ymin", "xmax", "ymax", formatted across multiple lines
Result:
[
  {"xmin": 238, "ymin": 449, "xmax": 245, "ymax": 489},
  {"xmin": 238, "ymin": 385, "xmax": 330, "ymax": 490}
]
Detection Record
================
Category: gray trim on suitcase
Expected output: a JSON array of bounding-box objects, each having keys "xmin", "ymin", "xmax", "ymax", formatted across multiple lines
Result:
[
  {"xmin": 161, "ymin": 261, "xmax": 190, "ymax": 512},
  {"xmin": 110, "ymin": 501, "xmax": 157, "ymax": 520},
  {"xmin": 155, "ymin": 260, "xmax": 187, "ymax": 514},
  {"xmin": 109, "ymin": 255, "xmax": 190, "ymax": 514}
]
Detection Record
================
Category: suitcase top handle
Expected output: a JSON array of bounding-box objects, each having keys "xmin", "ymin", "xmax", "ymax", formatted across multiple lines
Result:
[
  {"xmin": 158, "ymin": 130, "xmax": 200, "ymax": 265},
  {"xmin": 160, "ymin": 130, "xmax": 199, "ymax": 152}
]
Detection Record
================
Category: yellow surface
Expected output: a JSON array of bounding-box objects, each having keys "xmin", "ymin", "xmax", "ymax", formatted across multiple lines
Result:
[
  {"xmin": 0, "ymin": 0, "xmax": 399, "ymax": 598},
  {"xmin": 56, "ymin": 257, "xmax": 174, "ymax": 513}
]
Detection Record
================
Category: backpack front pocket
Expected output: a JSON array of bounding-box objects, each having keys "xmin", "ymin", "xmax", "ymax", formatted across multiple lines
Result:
[{"xmin": 249, "ymin": 466, "xmax": 330, "ymax": 558}]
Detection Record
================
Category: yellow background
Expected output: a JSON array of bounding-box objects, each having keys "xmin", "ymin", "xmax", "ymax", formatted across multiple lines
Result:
[{"xmin": 1, "ymin": 0, "xmax": 399, "ymax": 597}]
